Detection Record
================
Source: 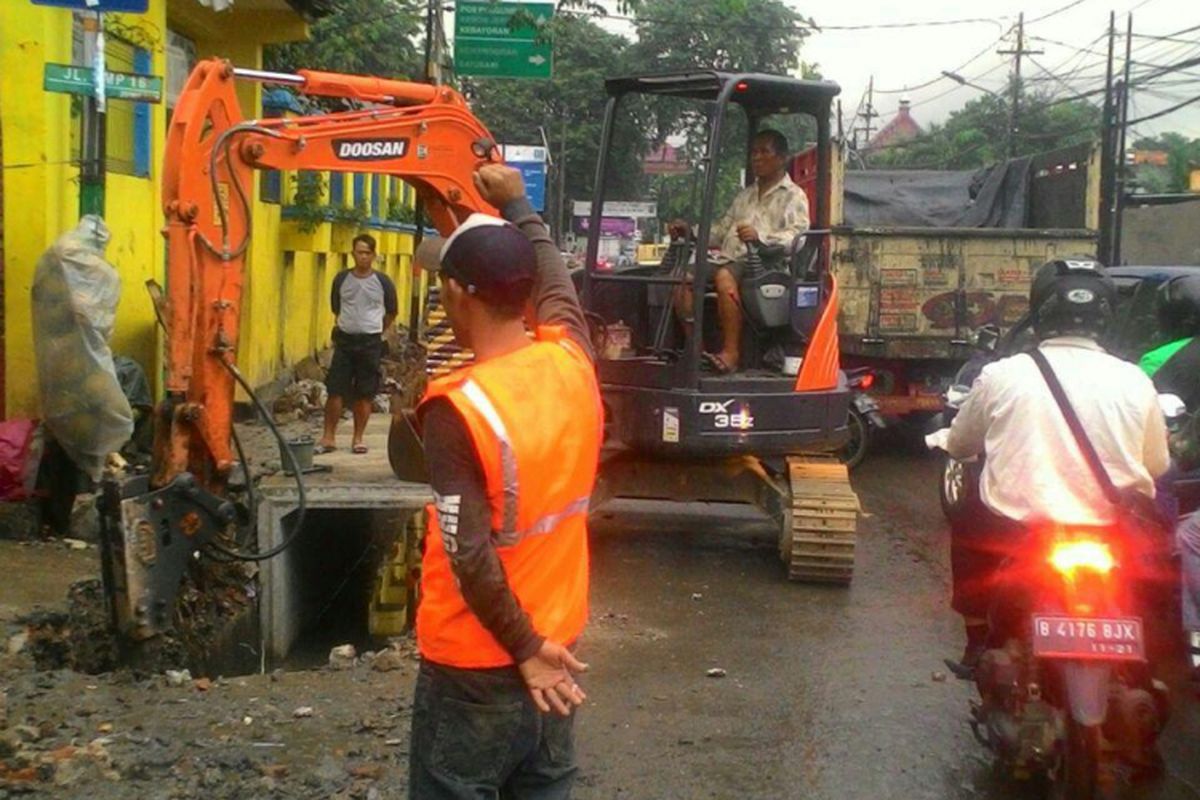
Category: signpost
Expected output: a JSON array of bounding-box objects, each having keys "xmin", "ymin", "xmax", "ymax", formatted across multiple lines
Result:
[
  {"xmin": 454, "ymin": 1, "xmax": 553, "ymax": 79},
  {"xmin": 501, "ymin": 144, "xmax": 547, "ymax": 212},
  {"xmin": 33, "ymin": 0, "xmax": 152, "ymax": 217}
]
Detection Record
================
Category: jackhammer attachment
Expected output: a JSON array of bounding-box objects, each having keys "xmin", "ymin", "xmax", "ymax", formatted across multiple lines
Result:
[{"xmin": 98, "ymin": 474, "xmax": 237, "ymax": 640}]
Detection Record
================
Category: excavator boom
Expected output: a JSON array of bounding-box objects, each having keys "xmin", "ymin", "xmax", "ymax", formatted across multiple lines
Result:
[{"xmin": 106, "ymin": 59, "xmax": 498, "ymax": 641}]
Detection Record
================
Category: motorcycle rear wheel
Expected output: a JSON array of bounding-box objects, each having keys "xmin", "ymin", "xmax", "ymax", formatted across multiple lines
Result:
[
  {"xmin": 838, "ymin": 406, "xmax": 870, "ymax": 471},
  {"xmin": 1049, "ymin": 719, "xmax": 1102, "ymax": 800}
]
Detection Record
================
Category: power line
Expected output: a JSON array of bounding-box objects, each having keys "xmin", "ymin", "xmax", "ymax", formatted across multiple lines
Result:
[
  {"xmin": 1126, "ymin": 92, "xmax": 1200, "ymax": 125},
  {"xmin": 1027, "ymin": 0, "xmax": 1092, "ymax": 24},
  {"xmin": 1129, "ymin": 22, "xmax": 1200, "ymax": 42},
  {"xmin": 557, "ymin": 7, "xmax": 1010, "ymax": 34},
  {"xmin": 872, "ymin": 31, "xmax": 1011, "ymax": 94}
]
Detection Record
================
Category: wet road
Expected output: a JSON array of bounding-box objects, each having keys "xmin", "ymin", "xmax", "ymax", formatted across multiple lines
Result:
[
  {"xmin": 575, "ymin": 451, "xmax": 1200, "ymax": 800},
  {"xmin": 5, "ymin": 450, "xmax": 1200, "ymax": 798}
]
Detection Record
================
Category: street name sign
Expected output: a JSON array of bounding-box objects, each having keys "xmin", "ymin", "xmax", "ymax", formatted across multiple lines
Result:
[
  {"xmin": 573, "ymin": 201, "xmax": 658, "ymax": 218},
  {"xmin": 31, "ymin": 0, "xmax": 150, "ymax": 11},
  {"xmin": 44, "ymin": 63, "xmax": 163, "ymax": 103},
  {"xmin": 455, "ymin": 1, "xmax": 553, "ymax": 79}
]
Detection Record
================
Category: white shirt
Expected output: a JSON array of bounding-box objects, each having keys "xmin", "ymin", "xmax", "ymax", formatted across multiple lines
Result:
[
  {"xmin": 947, "ymin": 337, "xmax": 1170, "ymax": 525},
  {"xmin": 709, "ymin": 173, "xmax": 810, "ymax": 263},
  {"xmin": 332, "ymin": 269, "xmax": 397, "ymax": 335}
]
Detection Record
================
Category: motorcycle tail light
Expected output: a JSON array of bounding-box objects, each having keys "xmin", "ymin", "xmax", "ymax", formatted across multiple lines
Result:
[
  {"xmin": 860, "ymin": 373, "xmax": 875, "ymax": 390},
  {"xmin": 1049, "ymin": 540, "xmax": 1114, "ymax": 577}
]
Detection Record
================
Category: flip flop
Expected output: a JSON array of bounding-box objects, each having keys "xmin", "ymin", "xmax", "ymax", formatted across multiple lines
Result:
[
  {"xmin": 352, "ymin": 444, "xmax": 369, "ymax": 455},
  {"xmin": 702, "ymin": 352, "xmax": 736, "ymax": 374},
  {"xmin": 313, "ymin": 444, "xmax": 337, "ymax": 455}
]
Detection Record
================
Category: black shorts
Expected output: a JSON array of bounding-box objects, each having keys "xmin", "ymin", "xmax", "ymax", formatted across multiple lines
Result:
[{"xmin": 326, "ymin": 331, "xmax": 383, "ymax": 401}]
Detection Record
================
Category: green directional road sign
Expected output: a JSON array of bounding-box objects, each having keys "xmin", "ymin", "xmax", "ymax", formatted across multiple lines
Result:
[
  {"xmin": 43, "ymin": 63, "xmax": 163, "ymax": 103},
  {"xmin": 454, "ymin": 1, "xmax": 554, "ymax": 79},
  {"xmin": 455, "ymin": 40, "xmax": 552, "ymax": 78}
]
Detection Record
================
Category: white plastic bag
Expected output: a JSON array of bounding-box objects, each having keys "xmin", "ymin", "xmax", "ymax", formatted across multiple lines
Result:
[{"xmin": 31, "ymin": 216, "xmax": 133, "ymax": 479}]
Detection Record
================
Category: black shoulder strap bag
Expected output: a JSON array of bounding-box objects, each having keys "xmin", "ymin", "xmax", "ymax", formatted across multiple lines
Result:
[{"xmin": 1029, "ymin": 348, "xmax": 1171, "ymax": 539}]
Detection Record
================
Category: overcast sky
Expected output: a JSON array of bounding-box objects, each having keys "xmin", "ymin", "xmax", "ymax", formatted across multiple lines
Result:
[
  {"xmin": 799, "ymin": 0, "xmax": 1199, "ymax": 142},
  {"xmin": 575, "ymin": 0, "xmax": 1199, "ymax": 141}
]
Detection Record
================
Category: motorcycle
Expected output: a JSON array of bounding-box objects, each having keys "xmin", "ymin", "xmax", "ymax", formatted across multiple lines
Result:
[
  {"xmin": 839, "ymin": 367, "xmax": 885, "ymax": 471},
  {"xmin": 970, "ymin": 523, "xmax": 1171, "ymax": 797}
]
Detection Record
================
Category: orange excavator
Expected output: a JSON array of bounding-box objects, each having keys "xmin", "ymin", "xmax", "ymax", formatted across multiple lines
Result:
[
  {"xmin": 100, "ymin": 60, "xmax": 859, "ymax": 645},
  {"xmin": 100, "ymin": 58, "xmax": 502, "ymax": 641}
]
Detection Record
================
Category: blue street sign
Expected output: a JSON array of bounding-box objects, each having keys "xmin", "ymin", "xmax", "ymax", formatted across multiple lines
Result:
[
  {"xmin": 502, "ymin": 144, "xmax": 547, "ymax": 213},
  {"xmin": 32, "ymin": 0, "xmax": 150, "ymax": 11},
  {"xmin": 514, "ymin": 162, "xmax": 547, "ymax": 212}
]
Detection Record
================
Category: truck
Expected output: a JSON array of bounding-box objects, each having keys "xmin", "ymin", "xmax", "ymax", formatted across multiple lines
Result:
[{"xmin": 828, "ymin": 142, "xmax": 1100, "ymax": 421}]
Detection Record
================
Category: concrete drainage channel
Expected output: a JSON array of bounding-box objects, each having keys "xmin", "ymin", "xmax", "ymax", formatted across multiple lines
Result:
[
  {"xmin": 270, "ymin": 507, "xmax": 405, "ymax": 670},
  {"xmin": 256, "ymin": 473, "xmax": 431, "ymax": 669}
]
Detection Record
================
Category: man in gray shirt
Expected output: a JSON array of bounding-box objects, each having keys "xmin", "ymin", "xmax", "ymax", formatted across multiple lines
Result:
[{"xmin": 318, "ymin": 233, "xmax": 398, "ymax": 454}]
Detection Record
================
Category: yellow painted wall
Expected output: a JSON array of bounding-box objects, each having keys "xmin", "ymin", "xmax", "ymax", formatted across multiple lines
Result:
[
  {"xmin": 2, "ymin": 3, "xmax": 168, "ymax": 418},
  {"xmin": 2, "ymin": 1, "xmax": 427, "ymax": 417}
]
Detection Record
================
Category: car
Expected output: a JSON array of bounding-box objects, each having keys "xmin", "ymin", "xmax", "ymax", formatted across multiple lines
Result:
[{"xmin": 938, "ymin": 265, "xmax": 1200, "ymax": 526}]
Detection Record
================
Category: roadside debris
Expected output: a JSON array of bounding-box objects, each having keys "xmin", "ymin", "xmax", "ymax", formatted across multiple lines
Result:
[
  {"xmin": 329, "ymin": 644, "xmax": 358, "ymax": 670},
  {"xmin": 369, "ymin": 647, "xmax": 405, "ymax": 673},
  {"xmin": 293, "ymin": 706, "xmax": 314, "ymax": 719},
  {"xmin": 164, "ymin": 669, "xmax": 192, "ymax": 687},
  {"xmin": 706, "ymin": 668, "xmax": 727, "ymax": 679}
]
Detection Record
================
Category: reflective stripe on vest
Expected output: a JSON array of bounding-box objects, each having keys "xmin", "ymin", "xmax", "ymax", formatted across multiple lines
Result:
[
  {"xmin": 459, "ymin": 379, "xmax": 519, "ymax": 534},
  {"xmin": 458, "ymin": 378, "xmax": 592, "ymax": 547},
  {"xmin": 516, "ymin": 495, "xmax": 590, "ymax": 540}
]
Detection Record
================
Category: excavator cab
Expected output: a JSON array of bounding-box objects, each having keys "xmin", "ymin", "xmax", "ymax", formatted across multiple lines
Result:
[{"xmin": 584, "ymin": 72, "xmax": 861, "ymax": 583}]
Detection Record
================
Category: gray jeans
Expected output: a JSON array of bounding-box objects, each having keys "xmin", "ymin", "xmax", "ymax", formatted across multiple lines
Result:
[
  {"xmin": 1179, "ymin": 509, "xmax": 1200, "ymax": 632},
  {"xmin": 408, "ymin": 659, "xmax": 577, "ymax": 800}
]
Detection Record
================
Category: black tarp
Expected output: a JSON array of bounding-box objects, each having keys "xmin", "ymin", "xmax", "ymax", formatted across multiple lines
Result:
[{"xmin": 843, "ymin": 157, "xmax": 1033, "ymax": 229}]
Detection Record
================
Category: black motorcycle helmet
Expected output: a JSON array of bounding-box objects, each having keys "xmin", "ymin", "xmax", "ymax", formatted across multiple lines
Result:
[
  {"xmin": 1029, "ymin": 256, "xmax": 1115, "ymax": 340},
  {"xmin": 1155, "ymin": 274, "xmax": 1200, "ymax": 342}
]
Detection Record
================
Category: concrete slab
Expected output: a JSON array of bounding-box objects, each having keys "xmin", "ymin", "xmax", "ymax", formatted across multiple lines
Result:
[{"xmin": 256, "ymin": 414, "xmax": 431, "ymax": 662}]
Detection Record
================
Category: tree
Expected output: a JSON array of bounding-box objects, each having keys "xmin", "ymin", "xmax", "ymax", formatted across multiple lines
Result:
[
  {"xmin": 625, "ymin": 0, "xmax": 819, "ymax": 222},
  {"xmin": 1131, "ymin": 132, "xmax": 1200, "ymax": 193},
  {"xmin": 463, "ymin": 0, "xmax": 819, "ymax": 234},
  {"xmin": 462, "ymin": 16, "xmax": 648, "ymax": 235},
  {"xmin": 867, "ymin": 83, "xmax": 1102, "ymax": 170},
  {"xmin": 264, "ymin": 0, "xmax": 424, "ymax": 80}
]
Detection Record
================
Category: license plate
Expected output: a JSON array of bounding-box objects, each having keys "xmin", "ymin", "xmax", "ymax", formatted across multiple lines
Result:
[{"xmin": 1031, "ymin": 615, "xmax": 1145, "ymax": 661}]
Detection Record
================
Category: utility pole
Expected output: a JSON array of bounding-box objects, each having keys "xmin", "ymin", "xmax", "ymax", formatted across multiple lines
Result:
[
  {"xmin": 855, "ymin": 77, "xmax": 878, "ymax": 151},
  {"xmin": 997, "ymin": 13, "xmax": 1042, "ymax": 159},
  {"xmin": 1112, "ymin": 14, "xmax": 1134, "ymax": 266},
  {"xmin": 410, "ymin": 0, "xmax": 443, "ymax": 342},
  {"xmin": 1098, "ymin": 12, "xmax": 1118, "ymax": 265},
  {"xmin": 79, "ymin": 10, "xmax": 107, "ymax": 218},
  {"xmin": 554, "ymin": 110, "xmax": 567, "ymax": 248}
]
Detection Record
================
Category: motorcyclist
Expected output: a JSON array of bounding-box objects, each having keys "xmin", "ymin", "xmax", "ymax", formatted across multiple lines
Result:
[
  {"xmin": 1139, "ymin": 274, "xmax": 1200, "ymax": 408},
  {"xmin": 1142, "ymin": 274, "xmax": 1200, "ymax": 682},
  {"xmin": 943, "ymin": 257, "xmax": 1171, "ymax": 678}
]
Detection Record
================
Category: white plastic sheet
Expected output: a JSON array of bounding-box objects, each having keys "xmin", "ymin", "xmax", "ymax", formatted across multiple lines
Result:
[{"xmin": 31, "ymin": 216, "xmax": 133, "ymax": 479}]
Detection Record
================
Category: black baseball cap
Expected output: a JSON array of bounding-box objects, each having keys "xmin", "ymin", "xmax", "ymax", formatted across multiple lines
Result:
[{"xmin": 417, "ymin": 214, "xmax": 535, "ymax": 307}]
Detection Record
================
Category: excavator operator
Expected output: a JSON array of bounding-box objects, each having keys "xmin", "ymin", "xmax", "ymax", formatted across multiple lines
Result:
[{"xmin": 669, "ymin": 129, "xmax": 810, "ymax": 373}]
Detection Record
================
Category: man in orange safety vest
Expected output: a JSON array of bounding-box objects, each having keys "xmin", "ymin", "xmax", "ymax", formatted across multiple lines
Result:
[{"xmin": 407, "ymin": 163, "xmax": 602, "ymax": 800}]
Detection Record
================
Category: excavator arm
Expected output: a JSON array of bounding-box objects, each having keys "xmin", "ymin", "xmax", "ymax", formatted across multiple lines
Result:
[
  {"xmin": 156, "ymin": 58, "xmax": 498, "ymax": 490},
  {"xmin": 105, "ymin": 59, "xmax": 499, "ymax": 641}
]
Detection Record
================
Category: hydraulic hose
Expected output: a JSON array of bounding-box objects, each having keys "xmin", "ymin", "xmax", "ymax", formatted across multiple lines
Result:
[{"xmin": 204, "ymin": 358, "xmax": 308, "ymax": 562}]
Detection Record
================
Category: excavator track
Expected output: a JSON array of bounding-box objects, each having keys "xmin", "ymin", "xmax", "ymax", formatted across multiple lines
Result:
[{"xmin": 781, "ymin": 455, "xmax": 859, "ymax": 584}]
